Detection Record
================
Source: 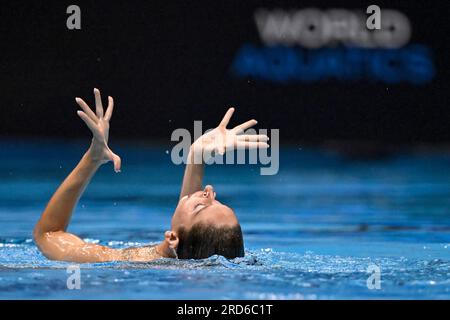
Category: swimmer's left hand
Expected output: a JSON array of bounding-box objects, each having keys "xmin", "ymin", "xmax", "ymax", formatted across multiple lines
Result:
[
  {"xmin": 190, "ymin": 107, "xmax": 269, "ymax": 163},
  {"xmin": 75, "ymin": 88, "xmax": 122, "ymax": 172}
]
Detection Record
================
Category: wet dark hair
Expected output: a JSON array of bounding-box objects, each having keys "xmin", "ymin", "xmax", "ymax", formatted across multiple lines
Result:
[{"xmin": 176, "ymin": 223, "xmax": 244, "ymax": 259}]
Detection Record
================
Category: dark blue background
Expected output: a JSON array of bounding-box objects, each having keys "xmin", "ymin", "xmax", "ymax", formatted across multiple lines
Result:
[{"xmin": 1, "ymin": 0, "xmax": 449, "ymax": 145}]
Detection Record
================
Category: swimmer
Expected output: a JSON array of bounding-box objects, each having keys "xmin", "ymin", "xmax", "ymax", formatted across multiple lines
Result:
[{"xmin": 33, "ymin": 88, "xmax": 269, "ymax": 263}]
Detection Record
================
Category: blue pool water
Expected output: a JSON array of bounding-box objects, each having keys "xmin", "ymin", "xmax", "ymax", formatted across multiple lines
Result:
[{"xmin": 0, "ymin": 139, "xmax": 449, "ymax": 299}]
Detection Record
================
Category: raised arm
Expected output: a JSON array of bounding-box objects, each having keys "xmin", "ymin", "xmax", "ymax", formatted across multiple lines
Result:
[
  {"xmin": 179, "ymin": 107, "xmax": 269, "ymax": 198},
  {"xmin": 33, "ymin": 88, "xmax": 122, "ymax": 262}
]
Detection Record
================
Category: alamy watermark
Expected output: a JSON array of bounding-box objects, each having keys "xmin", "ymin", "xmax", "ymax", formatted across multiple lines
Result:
[
  {"xmin": 170, "ymin": 121, "xmax": 279, "ymax": 175},
  {"xmin": 366, "ymin": 264, "xmax": 381, "ymax": 290},
  {"xmin": 66, "ymin": 5, "xmax": 81, "ymax": 30},
  {"xmin": 66, "ymin": 265, "xmax": 81, "ymax": 290}
]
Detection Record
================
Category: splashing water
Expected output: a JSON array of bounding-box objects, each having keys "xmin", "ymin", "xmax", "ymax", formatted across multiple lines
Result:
[{"xmin": 0, "ymin": 140, "xmax": 449, "ymax": 299}]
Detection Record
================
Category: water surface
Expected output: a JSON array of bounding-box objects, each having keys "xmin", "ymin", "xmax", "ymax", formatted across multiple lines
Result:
[{"xmin": 0, "ymin": 140, "xmax": 449, "ymax": 299}]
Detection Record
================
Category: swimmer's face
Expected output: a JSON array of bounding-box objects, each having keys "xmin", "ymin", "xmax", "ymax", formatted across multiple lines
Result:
[{"xmin": 171, "ymin": 185, "xmax": 239, "ymax": 231}]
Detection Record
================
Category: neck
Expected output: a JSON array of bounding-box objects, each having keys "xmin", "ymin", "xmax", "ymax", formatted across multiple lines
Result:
[{"xmin": 155, "ymin": 241, "xmax": 177, "ymax": 259}]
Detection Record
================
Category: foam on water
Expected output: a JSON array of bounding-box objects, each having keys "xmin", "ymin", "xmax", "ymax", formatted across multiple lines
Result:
[
  {"xmin": 0, "ymin": 238, "xmax": 449, "ymax": 299},
  {"xmin": 0, "ymin": 140, "xmax": 449, "ymax": 299}
]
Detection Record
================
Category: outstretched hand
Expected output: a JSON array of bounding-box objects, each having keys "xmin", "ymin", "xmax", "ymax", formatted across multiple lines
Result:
[
  {"xmin": 75, "ymin": 88, "xmax": 121, "ymax": 172},
  {"xmin": 191, "ymin": 107, "xmax": 269, "ymax": 162}
]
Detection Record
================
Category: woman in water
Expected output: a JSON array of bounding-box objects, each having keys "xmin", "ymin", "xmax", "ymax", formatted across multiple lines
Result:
[{"xmin": 33, "ymin": 88, "xmax": 269, "ymax": 263}]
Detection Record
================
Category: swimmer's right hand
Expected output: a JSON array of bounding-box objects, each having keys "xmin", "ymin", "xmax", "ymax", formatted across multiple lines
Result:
[{"xmin": 75, "ymin": 88, "xmax": 122, "ymax": 172}]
